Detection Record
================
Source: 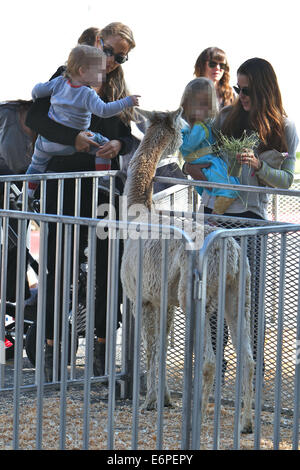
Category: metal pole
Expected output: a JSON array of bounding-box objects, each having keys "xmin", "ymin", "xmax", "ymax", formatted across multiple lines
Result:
[
  {"xmin": 131, "ymin": 238, "xmax": 144, "ymax": 450},
  {"xmin": 180, "ymin": 251, "xmax": 196, "ymax": 450},
  {"xmin": 213, "ymin": 238, "xmax": 227, "ymax": 449},
  {"xmin": 191, "ymin": 257, "xmax": 208, "ymax": 449},
  {"xmin": 107, "ymin": 234, "xmax": 120, "ymax": 449},
  {"xmin": 292, "ymin": 253, "xmax": 300, "ymax": 449},
  {"xmin": 59, "ymin": 224, "xmax": 72, "ymax": 449},
  {"xmin": 35, "ymin": 219, "xmax": 48, "ymax": 449},
  {"xmin": 82, "ymin": 226, "xmax": 96, "ymax": 450},
  {"xmin": 156, "ymin": 239, "xmax": 169, "ymax": 449},
  {"xmin": 70, "ymin": 178, "xmax": 81, "ymax": 379},
  {"xmin": 273, "ymin": 233, "xmax": 286, "ymax": 449},
  {"xmin": 254, "ymin": 235, "xmax": 267, "ymax": 449},
  {"xmin": 12, "ymin": 216, "xmax": 27, "ymax": 449},
  {"xmin": 53, "ymin": 179, "xmax": 64, "ymax": 382},
  {"xmin": 233, "ymin": 236, "xmax": 247, "ymax": 449},
  {"xmin": 0, "ymin": 183, "xmax": 10, "ymax": 389}
]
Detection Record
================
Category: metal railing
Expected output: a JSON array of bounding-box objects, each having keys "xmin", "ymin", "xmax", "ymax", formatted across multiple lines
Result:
[{"xmin": 0, "ymin": 171, "xmax": 300, "ymax": 450}]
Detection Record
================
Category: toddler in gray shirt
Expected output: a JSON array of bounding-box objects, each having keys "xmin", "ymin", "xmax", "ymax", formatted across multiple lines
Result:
[{"xmin": 26, "ymin": 44, "xmax": 139, "ymax": 197}]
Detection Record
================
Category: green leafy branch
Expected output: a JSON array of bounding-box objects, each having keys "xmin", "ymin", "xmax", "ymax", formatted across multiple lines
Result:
[{"xmin": 213, "ymin": 130, "xmax": 260, "ymax": 156}]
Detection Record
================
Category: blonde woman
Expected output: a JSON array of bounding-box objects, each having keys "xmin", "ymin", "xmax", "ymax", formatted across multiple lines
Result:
[{"xmin": 26, "ymin": 22, "xmax": 138, "ymax": 380}]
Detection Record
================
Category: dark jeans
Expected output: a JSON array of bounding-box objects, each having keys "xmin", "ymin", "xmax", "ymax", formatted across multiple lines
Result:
[{"xmin": 44, "ymin": 154, "xmax": 122, "ymax": 340}]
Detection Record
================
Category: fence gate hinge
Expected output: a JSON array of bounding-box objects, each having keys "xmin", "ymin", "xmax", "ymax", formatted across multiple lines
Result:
[{"xmin": 193, "ymin": 270, "xmax": 202, "ymax": 300}]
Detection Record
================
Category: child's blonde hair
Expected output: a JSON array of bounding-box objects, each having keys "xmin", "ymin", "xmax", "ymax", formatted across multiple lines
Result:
[
  {"xmin": 180, "ymin": 77, "xmax": 218, "ymax": 124},
  {"xmin": 65, "ymin": 44, "xmax": 106, "ymax": 77}
]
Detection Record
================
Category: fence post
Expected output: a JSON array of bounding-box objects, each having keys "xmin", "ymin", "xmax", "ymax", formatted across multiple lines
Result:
[
  {"xmin": 181, "ymin": 255, "xmax": 196, "ymax": 450},
  {"xmin": 12, "ymin": 215, "xmax": 27, "ymax": 449}
]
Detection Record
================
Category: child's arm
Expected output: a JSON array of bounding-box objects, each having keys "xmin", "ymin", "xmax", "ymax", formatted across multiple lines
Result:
[
  {"xmin": 180, "ymin": 122, "xmax": 210, "ymax": 156},
  {"xmin": 32, "ymin": 77, "xmax": 58, "ymax": 101},
  {"xmin": 86, "ymin": 89, "xmax": 139, "ymax": 119}
]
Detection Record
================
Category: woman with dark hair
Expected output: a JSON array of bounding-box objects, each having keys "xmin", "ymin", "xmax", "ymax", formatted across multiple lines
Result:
[
  {"xmin": 185, "ymin": 57, "xmax": 299, "ymax": 379},
  {"xmin": 194, "ymin": 47, "xmax": 236, "ymax": 109},
  {"xmin": 187, "ymin": 57, "xmax": 299, "ymax": 219},
  {"xmin": 26, "ymin": 22, "xmax": 138, "ymax": 380}
]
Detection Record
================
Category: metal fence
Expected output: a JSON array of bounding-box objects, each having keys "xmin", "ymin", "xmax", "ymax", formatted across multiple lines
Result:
[
  {"xmin": 153, "ymin": 174, "xmax": 300, "ymax": 222},
  {"xmin": 152, "ymin": 177, "xmax": 300, "ymax": 412},
  {"xmin": 152, "ymin": 175, "xmax": 300, "ymax": 449},
  {"xmin": 0, "ymin": 172, "xmax": 300, "ymax": 450},
  {"xmin": 189, "ymin": 223, "xmax": 300, "ymax": 450},
  {"xmin": 267, "ymin": 175, "xmax": 300, "ymax": 223}
]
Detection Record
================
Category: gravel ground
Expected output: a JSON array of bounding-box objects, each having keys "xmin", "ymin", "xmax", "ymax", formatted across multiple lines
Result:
[
  {"xmin": 0, "ymin": 350, "xmax": 297, "ymax": 451},
  {"xmin": 0, "ymin": 389, "xmax": 296, "ymax": 450}
]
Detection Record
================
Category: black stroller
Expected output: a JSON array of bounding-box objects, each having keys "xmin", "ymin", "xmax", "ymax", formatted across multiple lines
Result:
[
  {"xmin": 1, "ymin": 182, "xmax": 89, "ymax": 365},
  {"xmin": 1, "ymin": 183, "xmax": 39, "ymax": 361}
]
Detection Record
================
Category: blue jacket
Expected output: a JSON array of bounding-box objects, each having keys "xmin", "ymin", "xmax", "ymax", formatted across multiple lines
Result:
[{"xmin": 180, "ymin": 121, "xmax": 239, "ymax": 199}]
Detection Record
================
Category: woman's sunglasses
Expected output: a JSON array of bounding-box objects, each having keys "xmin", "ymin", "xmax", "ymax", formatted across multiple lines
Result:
[
  {"xmin": 233, "ymin": 85, "xmax": 251, "ymax": 97},
  {"xmin": 207, "ymin": 60, "xmax": 228, "ymax": 71},
  {"xmin": 100, "ymin": 38, "xmax": 128, "ymax": 65}
]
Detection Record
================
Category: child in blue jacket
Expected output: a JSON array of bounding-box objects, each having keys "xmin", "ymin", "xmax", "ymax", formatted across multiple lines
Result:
[{"xmin": 180, "ymin": 77, "xmax": 239, "ymax": 214}]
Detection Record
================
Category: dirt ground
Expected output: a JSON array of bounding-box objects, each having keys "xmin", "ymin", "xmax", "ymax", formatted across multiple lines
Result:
[
  {"xmin": 0, "ymin": 331, "xmax": 298, "ymax": 451},
  {"xmin": 0, "ymin": 383, "xmax": 296, "ymax": 451}
]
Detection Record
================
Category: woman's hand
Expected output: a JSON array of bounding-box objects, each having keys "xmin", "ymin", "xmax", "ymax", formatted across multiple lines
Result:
[
  {"xmin": 184, "ymin": 162, "xmax": 211, "ymax": 180},
  {"xmin": 75, "ymin": 131, "xmax": 100, "ymax": 153},
  {"xmin": 237, "ymin": 148, "xmax": 262, "ymax": 171},
  {"xmin": 96, "ymin": 140, "xmax": 122, "ymax": 159}
]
